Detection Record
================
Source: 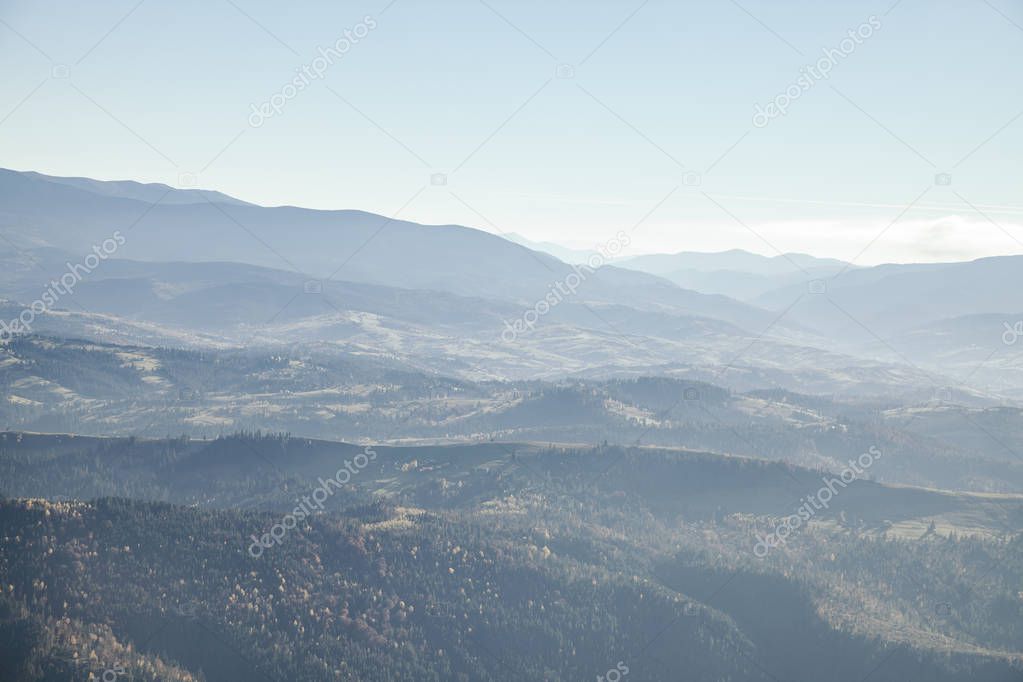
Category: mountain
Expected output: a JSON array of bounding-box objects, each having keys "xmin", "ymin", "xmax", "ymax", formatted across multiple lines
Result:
[
  {"xmin": 753, "ymin": 256, "xmax": 1023, "ymax": 367},
  {"xmin": 501, "ymin": 232, "xmax": 597, "ymax": 264},
  {"xmin": 619, "ymin": 249, "xmax": 853, "ymax": 277},
  {"xmin": 0, "ymin": 245, "xmax": 835, "ymax": 385},
  {"xmin": 0, "ymin": 169, "xmax": 783, "ymax": 334},
  {"xmin": 642, "ymin": 268, "xmax": 809, "ymax": 302},
  {"xmin": 617, "ymin": 250, "xmax": 854, "ymax": 300},
  {"xmin": 866, "ymin": 313, "xmax": 1023, "ymax": 399},
  {"xmin": 16, "ymin": 169, "xmax": 252, "ymax": 206}
]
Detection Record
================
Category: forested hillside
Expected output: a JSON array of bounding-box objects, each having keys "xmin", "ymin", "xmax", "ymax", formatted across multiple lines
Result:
[{"xmin": 1, "ymin": 433, "xmax": 1022, "ymax": 680}]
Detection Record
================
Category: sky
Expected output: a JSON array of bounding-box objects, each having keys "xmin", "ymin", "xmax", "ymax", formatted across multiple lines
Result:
[{"xmin": 1, "ymin": 0, "xmax": 1021, "ymax": 265}]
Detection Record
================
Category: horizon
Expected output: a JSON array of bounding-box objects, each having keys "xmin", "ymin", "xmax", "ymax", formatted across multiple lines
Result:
[{"xmin": 6, "ymin": 164, "xmax": 1020, "ymax": 268}]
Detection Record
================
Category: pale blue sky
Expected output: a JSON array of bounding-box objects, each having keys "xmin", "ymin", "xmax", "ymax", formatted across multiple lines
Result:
[{"xmin": 1, "ymin": 0, "xmax": 1021, "ymax": 263}]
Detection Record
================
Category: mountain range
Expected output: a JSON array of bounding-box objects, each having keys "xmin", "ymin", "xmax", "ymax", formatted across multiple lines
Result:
[{"xmin": 0, "ymin": 168, "xmax": 1020, "ymax": 400}]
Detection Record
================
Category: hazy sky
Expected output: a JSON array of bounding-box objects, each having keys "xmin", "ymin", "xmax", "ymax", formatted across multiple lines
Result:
[{"xmin": 1, "ymin": 0, "xmax": 1021, "ymax": 264}]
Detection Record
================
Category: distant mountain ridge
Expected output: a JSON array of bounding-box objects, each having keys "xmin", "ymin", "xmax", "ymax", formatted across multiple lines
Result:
[
  {"xmin": 619, "ymin": 249, "xmax": 853, "ymax": 276},
  {"xmin": 0, "ymin": 168, "xmax": 786, "ymax": 334},
  {"xmin": 501, "ymin": 232, "xmax": 601, "ymax": 264},
  {"xmin": 17, "ymin": 169, "xmax": 252, "ymax": 206},
  {"xmin": 616, "ymin": 249, "xmax": 855, "ymax": 300}
]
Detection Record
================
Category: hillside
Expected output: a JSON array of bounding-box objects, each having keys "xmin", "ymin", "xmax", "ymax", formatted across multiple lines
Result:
[
  {"xmin": 3, "ymin": 337, "xmax": 1022, "ymax": 493},
  {"xmin": 1, "ymin": 434, "xmax": 1021, "ymax": 681}
]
